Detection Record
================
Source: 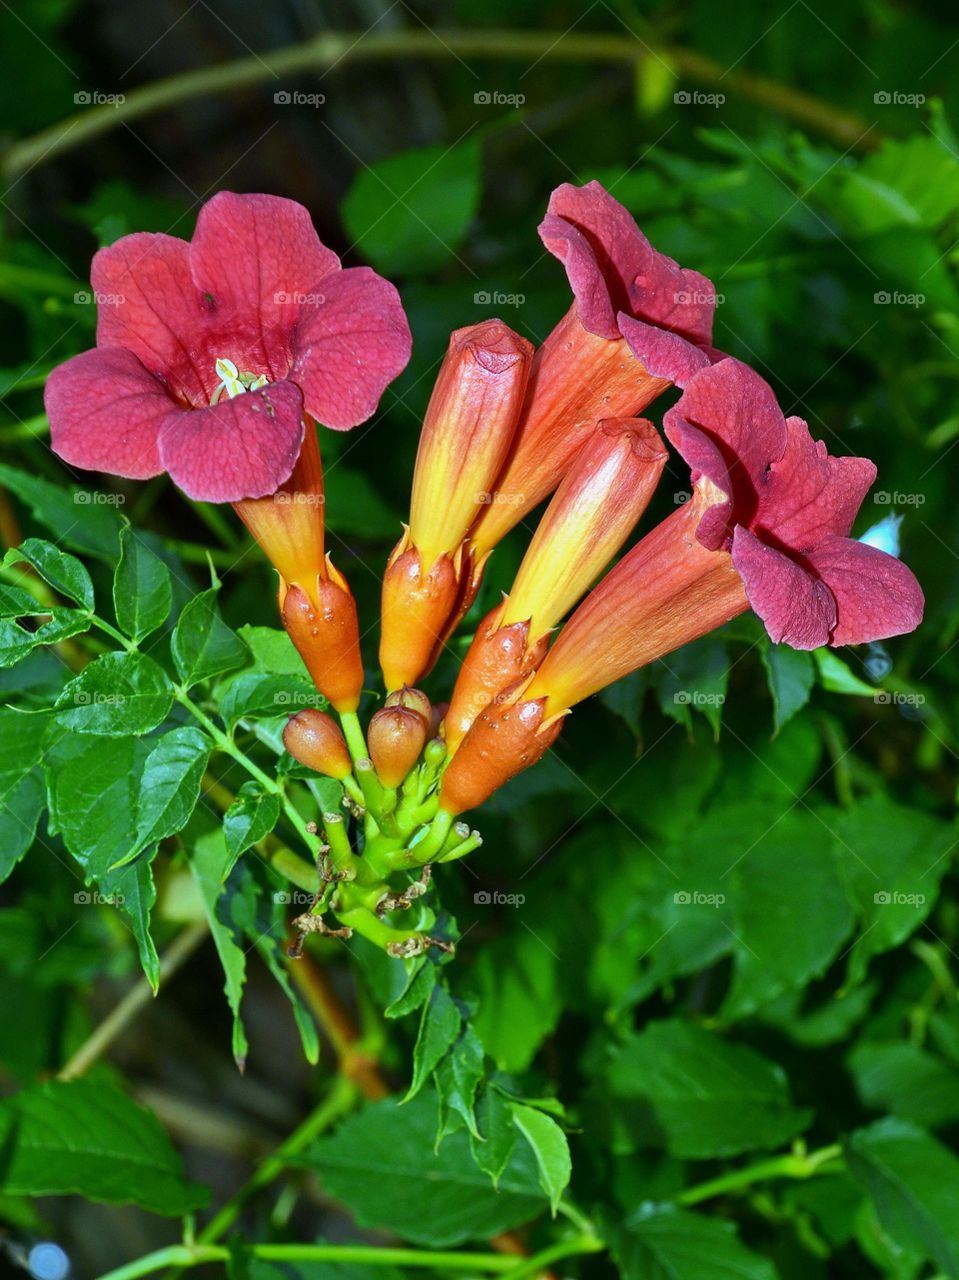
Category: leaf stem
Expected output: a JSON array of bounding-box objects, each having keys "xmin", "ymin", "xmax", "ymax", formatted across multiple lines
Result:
[{"xmin": 674, "ymin": 1143, "xmax": 845, "ymax": 1206}]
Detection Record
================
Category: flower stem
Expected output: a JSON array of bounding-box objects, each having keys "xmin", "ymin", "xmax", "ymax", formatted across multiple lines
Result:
[{"xmin": 339, "ymin": 709, "xmax": 368, "ymax": 763}]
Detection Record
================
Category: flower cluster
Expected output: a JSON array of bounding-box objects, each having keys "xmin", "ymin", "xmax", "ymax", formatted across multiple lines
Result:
[{"xmin": 46, "ymin": 182, "xmax": 923, "ymax": 957}]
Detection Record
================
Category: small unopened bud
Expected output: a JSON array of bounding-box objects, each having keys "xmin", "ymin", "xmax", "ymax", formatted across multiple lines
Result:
[
  {"xmin": 384, "ymin": 686, "xmax": 432, "ymax": 725},
  {"xmin": 281, "ymin": 569, "xmax": 364, "ymax": 712},
  {"xmin": 368, "ymin": 706, "xmax": 429, "ymax": 788},
  {"xmin": 424, "ymin": 737, "xmax": 447, "ymax": 769},
  {"xmin": 283, "ymin": 710, "xmax": 352, "ymax": 780}
]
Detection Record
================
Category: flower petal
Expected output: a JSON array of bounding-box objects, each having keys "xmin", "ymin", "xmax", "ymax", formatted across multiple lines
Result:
[
  {"xmin": 806, "ymin": 535, "xmax": 924, "ymax": 645},
  {"xmin": 664, "ymin": 358, "xmax": 788, "ymax": 551},
  {"xmin": 45, "ymin": 346, "xmax": 177, "ymax": 479},
  {"xmin": 291, "ymin": 266, "xmax": 412, "ymax": 430},
  {"xmin": 157, "ymin": 379, "xmax": 305, "ymax": 502},
  {"xmin": 189, "ymin": 192, "xmax": 341, "ymax": 380},
  {"xmin": 539, "ymin": 181, "xmax": 717, "ymax": 343},
  {"xmin": 92, "ymin": 232, "xmax": 211, "ymax": 404},
  {"xmin": 732, "ymin": 524, "xmax": 837, "ymax": 649},
  {"xmin": 754, "ymin": 415, "xmax": 877, "ymax": 549},
  {"xmin": 617, "ymin": 313, "xmax": 715, "ymax": 387}
]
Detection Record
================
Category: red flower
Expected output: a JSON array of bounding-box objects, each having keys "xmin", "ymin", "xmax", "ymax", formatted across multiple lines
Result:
[
  {"xmin": 470, "ymin": 180, "xmax": 719, "ymax": 556},
  {"xmin": 45, "ymin": 192, "xmax": 411, "ymax": 503},
  {"xmin": 663, "ymin": 357, "xmax": 924, "ymax": 649}
]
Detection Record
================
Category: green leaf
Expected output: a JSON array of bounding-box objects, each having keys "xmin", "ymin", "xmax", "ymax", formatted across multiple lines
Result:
[
  {"xmin": 435, "ymin": 1023, "xmax": 485, "ymax": 1141},
  {"xmin": 190, "ymin": 829, "xmax": 251, "ymax": 1069},
  {"xmin": 654, "ymin": 635, "xmax": 728, "ymax": 737},
  {"xmin": 111, "ymin": 726, "xmax": 212, "ymax": 868},
  {"xmin": 0, "ymin": 709, "xmax": 49, "ymax": 884},
  {"xmin": 341, "ymin": 139, "xmax": 482, "ymax": 275},
  {"xmin": 113, "ymin": 524, "xmax": 173, "ymax": 641},
  {"xmin": 171, "ymin": 588, "xmax": 248, "ymax": 687},
  {"xmin": 305, "ymin": 1090, "xmax": 546, "ymax": 1246},
  {"xmin": 0, "ymin": 1079, "xmax": 207, "ymax": 1215},
  {"xmin": 384, "ymin": 959, "xmax": 435, "ymax": 1019},
  {"xmin": 847, "ymin": 1117, "xmax": 959, "ymax": 1276},
  {"xmin": 470, "ymin": 1085, "xmax": 517, "ymax": 1187},
  {"xmin": 761, "ymin": 642, "xmax": 815, "ymax": 733},
  {"xmin": 469, "ymin": 927, "xmax": 561, "ymax": 1073},
  {"xmin": 607, "ymin": 1020, "xmax": 810, "ymax": 1158},
  {"xmin": 0, "ymin": 463, "xmax": 123, "ymax": 561},
  {"xmin": 0, "ymin": 587, "xmax": 92, "ymax": 668},
  {"xmin": 55, "ymin": 651, "xmax": 173, "ymax": 735},
  {"xmin": 813, "ymin": 648, "xmax": 876, "ymax": 695},
  {"xmin": 236, "ymin": 625, "xmax": 310, "ymax": 676},
  {"xmin": 405, "ymin": 981, "xmax": 462, "ymax": 1102},
  {"xmin": 5, "ymin": 538, "xmax": 94, "ymax": 610},
  {"xmin": 836, "ymin": 797, "xmax": 953, "ymax": 985},
  {"xmin": 832, "ymin": 135, "xmax": 959, "ymax": 233},
  {"xmin": 609, "ymin": 1203, "xmax": 777, "ymax": 1280},
  {"xmin": 251, "ymin": 926, "xmax": 321, "ymax": 1067},
  {"xmin": 219, "ymin": 672, "xmax": 323, "ymax": 730},
  {"xmin": 222, "ymin": 781, "xmax": 281, "ymax": 875},
  {"xmin": 848, "ymin": 1041, "xmax": 959, "ymax": 1130},
  {"xmin": 508, "ymin": 1102, "xmax": 570, "ymax": 1214}
]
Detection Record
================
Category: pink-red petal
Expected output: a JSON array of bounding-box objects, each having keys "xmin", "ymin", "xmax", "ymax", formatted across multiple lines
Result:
[
  {"xmin": 290, "ymin": 266, "xmax": 412, "ymax": 430},
  {"xmin": 157, "ymin": 379, "xmax": 305, "ymax": 503},
  {"xmin": 617, "ymin": 313, "xmax": 715, "ymax": 387},
  {"xmin": 189, "ymin": 192, "xmax": 341, "ymax": 381},
  {"xmin": 92, "ymin": 233, "xmax": 211, "ymax": 405},
  {"xmin": 731, "ymin": 525, "xmax": 837, "ymax": 649},
  {"xmin": 664, "ymin": 358, "xmax": 789, "ymax": 551},
  {"xmin": 754, "ymin": 416, "xmax": 877, "ymax": 549},
  {"xmin": 45, "ymin": 346, "xmax": 178, "ymax": 480},
  {"xmin": 806, "ymin": 536, "xmax": 925, "ymax": 645},
  {"xmin": 540, "ymin": 181, "xmax": 716, "ymax": 344}
]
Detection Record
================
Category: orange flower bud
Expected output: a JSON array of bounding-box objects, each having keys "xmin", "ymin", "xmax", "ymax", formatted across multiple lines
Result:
[
  {"xmin": 443, "ymin": 603, "xmax": 549, "ymax": 754},
  {"xmin": 438, "ymin": 678, "xmax": 565, "ymax": 815},
  {"xmin": 233, "ymin": 420, "xmax": 326, "ymax": 590},
  {"xmin": 281, "ymin": 562, "xmax": 365, "ymax": 713},
  {"xmin": 410, "ymin": 319, "xmax": 533, "ymax": 569},
  {"xmin": 282, "ymin": 709, "xmax": 352, "ymax": 779},
  {"xmin": 378, "ymin": 535, "xmax": 462, "ymax": 692},
  {"xmin": 379, "ymin": 320, "xmax": 533, "ymax": 691},
  {"xmin": 469, "ymin": 307, "xmax": 670, "ymax": 557},
  {"xmin": 384, "ymin": 685, "xmax": 432, "ymax": 725},
  {"xmin": 527, "ymin": 482, "xmax": 749, "ymax": 717},
  {"xmin": 368, "ymin": 705, "xmax": 429, "ymax": 788}
]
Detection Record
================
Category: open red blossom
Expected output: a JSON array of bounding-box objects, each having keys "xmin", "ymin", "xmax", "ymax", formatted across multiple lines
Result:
[
  {"xmin": 663, "ymin": 358, "xmax": 924, "ymax": 648},
  {"xmin": 45, "ymin": 192, "xmax": 411, "ymax": 503},
  {"xmin": 539, "ymin": 179, "xmax": 719, "ymax": 386}
]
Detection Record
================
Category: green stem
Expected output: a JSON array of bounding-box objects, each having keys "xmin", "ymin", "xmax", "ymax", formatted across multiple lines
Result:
[
  {"xmin": 100, "ymin": 1241, "xmax": 522, "ymax": 1280},
  {"xmin": 196, "ymin": 1075, "xmax": 357, "ymax": 1246},
  {"xmin": 339, "ymin": 709, "xmax": 368, "ymax": 763},
  {"xmin": 500, "ymin": 1235, "xmax": 604, "ymax": 1280},
  {"xmin": 3, "ymin": 31, "xmax": 875, "ymax": 184},
  {"xmin": 675, "ymin": 1144, "xmax": 845, "ymax": 1207}
]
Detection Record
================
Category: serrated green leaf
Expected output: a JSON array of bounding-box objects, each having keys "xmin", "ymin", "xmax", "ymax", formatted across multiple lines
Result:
[
  {"xmin": 406, "ymin": 981, "xmax": 462, "ymax": 1102},
  {"xmin": 654, "ymin": 635, "xmax": 728, "ymax": 737},
  {"xmin": 0, "ymin": 463, "xmax": 123, "ymax": 561},
  {"xmin": 55, "ymin": 651, "xmax": 173, "ymax": 735},
  {"xmin": 172, "ymin": 588, "xmax": 248, "ymax": 687},
  {"xmin": 111, "ymin": 726, "xmax": 211, "ymax": 868},
  {"xmin": 848, "ymin": 1117, "xmax": 959, "ymax": 1277},
  {"xmin": 305, "ymin": 1090, "xmax": 545, "ymax": 1246},
  {"xmin": 508, "ymin": 1102, "xmax": 570, "ymax": 1213},
  {"xmin": 470, "ymin": 1085, "xmax": 517, "ymax": 1188},
  {"xmin": 222, "ymin": 780, "xmax": 281, "ymax": 875},
  {"xmin": 235, "ymin": 625, "xmax": 310, "ymax": 676},
  {"xmin": 470, "ymin": 927, "xmax": 560, "ymax": 1073},
  {"xmin": 0, "ymin": 1079, "xmax": 207, "ymax": 1215},
  {"xmin": 384, "ymin": 959, "xmax": 435, "ymax": 1019},
  {"xmin": 608, "ymin": 1020, "xmax": 810, "ymax": 1158},
  {"xmin": 849, "ymin": 1041, "xmax": 959, "ymax": 1129},
  {"xmin": 219, "ymin": 672, "xmax": 323, "ymax": 730},
  {"xmin": 609, "ymin": 1203, "xmax": 777, "ymax": 1280},
  {"xmin": 814, "ymin": 648, "xmax": 877, "ymax": 695},
  {"xmin": 190, "ymin": 829, "xmax": 251, "ymax": 1068},
  {"xmin": 435, "ymin": 1023, "xmax": 485, "ymax": 1141},
  {"xmin": 113, "ymin": 524, "xmax": 173, "ymax": 641},
  {"xmin": 5, "ymin": 538, "xmax": 94, "ymax": 610},
  {"xmin": 761, "ymin": 641, "xmax": 815, "ymax": 733},
  {"xmin": 0, "ymin": 709, "xmax": 49, "ymax": 884}
]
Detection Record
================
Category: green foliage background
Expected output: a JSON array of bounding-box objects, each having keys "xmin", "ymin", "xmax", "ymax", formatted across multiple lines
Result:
[{"xmin": 1, "ymin": 1, "xmax": 958, "ymax": 1278}]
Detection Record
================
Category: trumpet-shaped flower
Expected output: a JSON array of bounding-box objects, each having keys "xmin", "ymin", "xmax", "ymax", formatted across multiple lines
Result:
[
  {"xmin": 46, "ymin": 192, "xmax": 411, "ymax": 503},
  {"xmin": 469, "ymin": 180, "xmax": 718, "ymax": 557},
  {"xmin": 379, "ymin": 319, "xmax": 532, "ymax": 691},
  {"xmin": 443, "ymin": 417, "xmax": 667, "ymax": 751}
]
